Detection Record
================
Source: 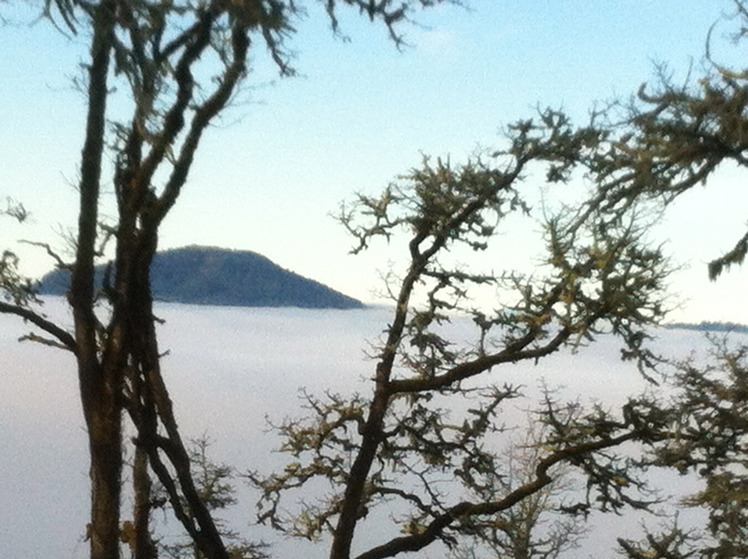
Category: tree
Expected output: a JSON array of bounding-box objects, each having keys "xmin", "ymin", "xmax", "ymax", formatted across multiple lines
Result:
[
  {"xmin": 614, "ymin": 337, "xmax": 748, "ymax": 559},
  {"xmin": 0, "ymin": 1, "xmax": 456, "ymax": 558},
  {"xmin": 617, "ymin": 520, "xmax": 701, "ymax": 559},
  {"xmin": 450, "ymin": 413, "xmax": 588, "ymax": 559},
  {"xmin": 0, "ymin": 199, "xmax": 36, "ymax": 308},
  {"xmin": 571, "ymin": 2, "xmax": 748, "ymax": 555},
  {"xmin": 660, "ymin": 339, "xmax": 748, "ymax": 557},
  {"xmin": 250, "ymin": 119, "xmax": 676, "ymax": 559},
  {"xmin": 156, "ymin": 436, "xmax": 269, "ymax": 559},
  {"xmin": 581, "ymin": 0, "xmax": 748, "ymax": 280}
]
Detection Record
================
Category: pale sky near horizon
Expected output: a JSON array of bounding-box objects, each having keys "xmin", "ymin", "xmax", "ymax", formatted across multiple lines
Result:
[{"xmin": 2, "ymin": 1, "xmax": 748, "ymax": 323}]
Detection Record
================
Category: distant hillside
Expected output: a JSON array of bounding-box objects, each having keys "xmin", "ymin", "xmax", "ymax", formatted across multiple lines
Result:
[
  {"xmin": 39, "ymin": 246, "xmax": 364, "ymax": 309},
  {"xmin": 663, "ymin": 321, "xmax": 748, "ymax": 334}
]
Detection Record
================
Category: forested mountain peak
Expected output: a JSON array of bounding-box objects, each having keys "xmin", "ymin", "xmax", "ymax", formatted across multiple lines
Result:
[{"xmin": 39, "ymin": 246, "xmax": 364, "ymax": 309}]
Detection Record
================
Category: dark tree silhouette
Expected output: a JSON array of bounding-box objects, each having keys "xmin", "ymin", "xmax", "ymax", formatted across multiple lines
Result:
[
  {"xmin": 251, "ymin": 118, "xmax": 675, "ymax": 559},
  {"xmin": 0, "ymin": 1, "xmax": 457, "ymax": 557}
]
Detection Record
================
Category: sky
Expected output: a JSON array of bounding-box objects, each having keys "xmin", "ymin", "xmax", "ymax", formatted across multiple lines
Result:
[{"xmin": 1, "ymin": 1, "xmax": 748, "ymax": 323}]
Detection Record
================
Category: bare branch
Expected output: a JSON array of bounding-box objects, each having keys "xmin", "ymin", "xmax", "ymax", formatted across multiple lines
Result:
[
  {"xmin": 354, "ymin": 430, "xmax": 642, "ymax": 559},
  {"xmin": 0, "ymin": 301, "xmax": 76, "ymax": 351},
  {"xmin": 19, "ymin": 240, "xmax": 72, "ymax": 271},
  {"xmin": 18, "ymin": 331, "xmax": 75, "ymax": 352}
]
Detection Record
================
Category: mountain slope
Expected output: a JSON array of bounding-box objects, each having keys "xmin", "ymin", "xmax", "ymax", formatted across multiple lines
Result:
[
  {"xmin": 663, "ymin": 321, "xmax": 748, "ymax": 334},
  {"xmin": 39, "ymin": 246, "xmax": 364, "ymax": 309}
]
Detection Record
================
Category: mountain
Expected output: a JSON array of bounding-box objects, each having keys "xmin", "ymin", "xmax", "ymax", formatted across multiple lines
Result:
[
  {"xmin": 663, "ymin": 321, "xmax": 748, "ymax": 334},
  {"xmin": 38, "ymin": 246, "xmax": 365, "ymax": 309}
]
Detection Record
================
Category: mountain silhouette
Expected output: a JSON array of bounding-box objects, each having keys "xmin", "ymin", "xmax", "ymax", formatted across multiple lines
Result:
[{"xmin": 38, "ymin": 246, "xmax": 364, "ymax": 309}]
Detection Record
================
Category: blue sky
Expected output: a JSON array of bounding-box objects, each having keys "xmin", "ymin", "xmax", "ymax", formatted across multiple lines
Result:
[{"xmin": 2, "ymin": 1, "xmax": 747, "ymax": 322}]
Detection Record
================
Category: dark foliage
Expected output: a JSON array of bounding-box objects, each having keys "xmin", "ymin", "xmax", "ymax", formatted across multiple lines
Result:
[{"xmin": 250, "ymin": 129, "xmax": 673, "ymax": 559}]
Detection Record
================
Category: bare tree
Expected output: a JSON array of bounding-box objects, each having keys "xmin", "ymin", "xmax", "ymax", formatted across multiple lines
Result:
[
  {"xmin": 156, "ymin": 435, "xmax": 269, "ymax": 559},
  {"xmin": 451, "ymin": 413, "xmax": 588, "ymax": 559}
]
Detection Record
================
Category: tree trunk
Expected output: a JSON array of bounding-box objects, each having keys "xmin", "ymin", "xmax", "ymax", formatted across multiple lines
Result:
[
  {"xmin": 132, "ymin": 445, "xmax": 157, "ymax": 559},
  {"xmin": 71, "ymin": 2, "xmax": 119, "ymax": 557},
  {"xmin": 134, "ymin": 255, "xmax": 231, "ymax": 559},
  {"xmin": 83, "ymin": 366, "xmax": 123, "ymax": 559}
]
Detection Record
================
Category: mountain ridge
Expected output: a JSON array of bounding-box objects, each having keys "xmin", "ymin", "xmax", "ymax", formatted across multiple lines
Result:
[
  {"xmin": 38, "ymin": 245, "xmax": 364, "ymax": 309},
  {"xmin": 663, "ymin": 321, "xmax": 748, "ymax": 334}
]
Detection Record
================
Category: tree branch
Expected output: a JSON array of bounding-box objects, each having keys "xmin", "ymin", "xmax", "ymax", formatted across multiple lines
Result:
[
  {"xmin": 0, "ymin": 301, "xmax": 76, "ymax": 351},
  {"xmin": 354, "ymin": 431, "xmax": 639, "ymax": 559}
]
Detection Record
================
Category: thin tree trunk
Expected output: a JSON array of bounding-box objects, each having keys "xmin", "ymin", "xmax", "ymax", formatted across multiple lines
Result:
[
  {"xmin": 86, "ymin": 386, "xmax": 123, "ymax": 559},
  {"xmin": 131, "ymin": 243, "xmax": 231, "ymax": 559},
  {"xmin": 70, "ymin": 2, "xmax": 120, "ymax": 558},
  {"xmin": 329, "ymin": 264, "xmax": 423, "ymax": 559},
  {"xmin": 133, "ymin": 444, "xmax": 157, "ymax": 559}
]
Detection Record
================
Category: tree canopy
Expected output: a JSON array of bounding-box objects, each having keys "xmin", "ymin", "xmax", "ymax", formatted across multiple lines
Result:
[{"xmin": 250, "ymin": 119, "xmax": 674, "ymax": 559}]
